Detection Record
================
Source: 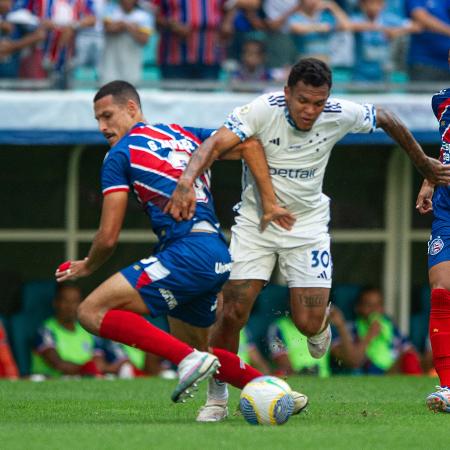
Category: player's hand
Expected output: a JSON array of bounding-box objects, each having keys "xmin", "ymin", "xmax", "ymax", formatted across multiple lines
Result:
[
  {"xmin": 416, "ymin": 179, "xmax": 434, "ymax": 215},
  {"xmin": 260, "ymin": 204, "xmax": 296, "ymax": 232},
  {"xmin": 329, "ymin": 305, "xmax": 346, "ymax": 328},
  {"xmin": 55, "ymin": 258, "xmax": 90, "ymax": 282},
  {"xmin": 164, "ymin": 182, "xmax": 196, "ymax": 221},
  {"xmin": 423, "ymin": 157, "xmax": 450, "ymax": 186}
]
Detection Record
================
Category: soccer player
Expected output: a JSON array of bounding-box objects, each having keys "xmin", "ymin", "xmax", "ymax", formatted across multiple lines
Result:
[
  {"xmin": 55, "ymin": 80, "xmax": 307, "ymax": 413},
  {"xmin": 416, "ymin": 53, "xmax": 450, "ymax": 412},
  {"xmin": 166, "ymin": 57, "xmax": 450, "ymax": 421}
]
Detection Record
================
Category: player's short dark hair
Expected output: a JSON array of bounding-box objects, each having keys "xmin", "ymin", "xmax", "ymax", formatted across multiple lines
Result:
[
  {"xmin": 287, "ymin": 58, "xmax": 332, "ymax": 89},
  {"xmin": 94, "ymin": 80, "xmax": 142, "ymax": 109}
]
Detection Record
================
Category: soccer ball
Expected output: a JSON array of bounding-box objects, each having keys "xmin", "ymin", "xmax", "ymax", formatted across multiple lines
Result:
[{"xmin": 239, "ymin": 376, "xmax": 295, "ymax": 425}]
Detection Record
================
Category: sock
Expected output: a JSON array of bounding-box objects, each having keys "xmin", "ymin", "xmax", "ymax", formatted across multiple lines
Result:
[
  {"xmin": 212, "ymin": 347, "xmax": 262, "ymax": 389},
  {"xmin": 99, "ymin": 309, "xmax": 193, "ymax": 365},
  {"xmin": 429, "ymin": 289, "xmax": 450, "ymax": 387},
  {"xmin": 206, "ymin": 377, "xmax": 229, "ymax": 405}
]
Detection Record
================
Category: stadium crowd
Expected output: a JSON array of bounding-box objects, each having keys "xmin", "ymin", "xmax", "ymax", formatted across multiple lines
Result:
[{"xmin": 0, "ymin": 0, "xmax": 448, "ymax": 88}]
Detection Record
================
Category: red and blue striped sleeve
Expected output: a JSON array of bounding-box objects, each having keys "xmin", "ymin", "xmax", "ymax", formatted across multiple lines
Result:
[{"xmin": 101, "ymin": 150, "xmax": 130, "ymax": 196}]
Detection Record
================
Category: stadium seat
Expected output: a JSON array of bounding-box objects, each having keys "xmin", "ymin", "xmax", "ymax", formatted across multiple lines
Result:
[{"xmin": 9, "ymin": 280, "xmax": 56, "ymax": 376}]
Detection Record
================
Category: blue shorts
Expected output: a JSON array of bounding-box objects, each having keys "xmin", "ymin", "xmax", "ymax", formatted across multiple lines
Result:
[
  {"xmin": 427, "ymin": 232, "xmax": 450, "ymax": 269},
  {"xmin": 121, "ymin": 233, "xmax": 231, "ymax": 327}
]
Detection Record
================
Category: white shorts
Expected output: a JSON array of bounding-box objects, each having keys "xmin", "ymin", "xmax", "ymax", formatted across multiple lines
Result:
[{"xmin": 229, "ymin": 221, "xmax": 332, "ymax": 288}]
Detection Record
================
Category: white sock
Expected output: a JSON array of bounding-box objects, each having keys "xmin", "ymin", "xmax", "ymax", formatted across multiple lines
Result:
[
  {"xmin": 310, "ymin": 303, "xmax": 332, "ymax": 340},
  {"xmin": 206, "ymin": 378, "xmax": 228, "ymax": 405}
]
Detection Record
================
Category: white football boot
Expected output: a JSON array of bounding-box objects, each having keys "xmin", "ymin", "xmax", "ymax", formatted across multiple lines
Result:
[
  {"xmin": 196, "ymin": 404, "xmax": 229, "ymax": 422},
  {"xmin": 171, "ymin": 350, "xmax": 220, "ymax": 403},
  {"xmin": 426, "ymin": 386, "xmax": 450, "ymax": 413},
  {"xmin": 196, "ymin": 378, "xmax": 229, "ymax": 422},
  {"xmin": 307, "ymin": 323, "xmax": 332, "ymax": 359},
  {"xmin": 291, "ymin": 391, "xmax": 309, "ymax": 414}
]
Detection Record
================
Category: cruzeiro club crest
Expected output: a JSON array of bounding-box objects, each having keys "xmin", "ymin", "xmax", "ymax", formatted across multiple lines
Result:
[{"xmin": 429, "ymin": 237, "xmax": 444, "ymax": 256}]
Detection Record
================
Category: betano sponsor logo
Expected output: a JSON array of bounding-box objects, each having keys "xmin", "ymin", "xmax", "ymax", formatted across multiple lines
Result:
[{"xmin": 269, "ymin": 167, "xmax": 317, "ymax": 179}]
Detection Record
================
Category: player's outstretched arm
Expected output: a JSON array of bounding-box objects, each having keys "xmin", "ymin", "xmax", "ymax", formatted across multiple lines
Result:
[
  {"xmin": 416, "ymin": 179, "xmax": 434, "ymax": 215},
  {"xmin": 55, "ymin": 192, "xmax": 128, "ymax": 282},
  {"xmin": 376, "ymin": 106, "xmax": 450, "ymax": 185},
  {"xmin": 229, "ymin": 139, "xmax": 296, "ymax": 231},
  {"xmin": 165, "ymin": 127, "xmax": 241, "ymax": 221}
]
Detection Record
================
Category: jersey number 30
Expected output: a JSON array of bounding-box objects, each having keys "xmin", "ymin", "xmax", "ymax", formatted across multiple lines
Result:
[{"xmin": 311, "ymin": 250, "xmax": 330, "ymax": 268}]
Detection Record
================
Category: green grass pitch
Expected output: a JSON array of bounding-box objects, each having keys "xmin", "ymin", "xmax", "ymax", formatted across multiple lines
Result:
[{"xmin": 0, "ymin": 376, "xmax": 447, "ymax": 450}]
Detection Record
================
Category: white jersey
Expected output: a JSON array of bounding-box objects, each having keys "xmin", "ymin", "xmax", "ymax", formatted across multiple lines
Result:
[{"xmin": 224, "ymin": 91, "xmax": 376, "ymax": 234}]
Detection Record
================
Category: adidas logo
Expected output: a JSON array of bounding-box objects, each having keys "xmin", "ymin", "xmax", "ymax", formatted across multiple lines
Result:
[
  {"xmin": 269, "ymin": 138, "xmax": 280, "ymax": 146},
  {"xmin": 317, "ymin": 271, "xmax": 328, "ymax": 279}
]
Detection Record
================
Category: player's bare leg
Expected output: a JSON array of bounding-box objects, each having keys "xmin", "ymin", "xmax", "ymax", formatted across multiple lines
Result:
[
  {"xmin": 197, "ymin": 280, "xmax": 308, "ymax": 421},
  {"xmin": 78, "ymin": 273, "xmax": 150, "ymax": 333},
  {"xmin": 78, "ymin": 273, "xmax": 220, "ymax": 403},
  {"xmin": 289, "ymin": 287, "xmax": 331, "ymax": 358},
  {"xmin": 195, "ymin": 279, "xmax": 263, "ymax": 421},
  {"xmin": 209, "ymin": 279, "xmax": 265, "ymax": 352},
  {"xmin": 168, "ymin": 316, "xmax": 210, "ymax": 351},
  {"xmin": 426, "ymin": 262, "xmax": 450, "ymax": 413}
]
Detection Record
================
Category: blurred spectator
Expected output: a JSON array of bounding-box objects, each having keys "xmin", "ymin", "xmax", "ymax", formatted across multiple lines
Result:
[
  {"xmin": 262, "ymin": 0, "xmax": 299, "ymax": 68},
  {"xmin": 0, "ymin": 320, "xmax": 19, "ymax": 379},
  {"xmin": 227, "ymin": 1, "xmax": 265, "ymax": 60},
  {"xmin": 31, "ymin": 283, "xmax": 102, "ymax": 377},
  {"xmin": 349, "ymin": 0, "xmax": 418, "ymax": 82},
  {"xmin": 288, "ymin": 0, "xmax": 350, "ymax": 63},
  {"xmin": 95, "ymin": 337, "xmax": 176, "ymax": 378},
  {"xmin": 330, "ymin": 287, "xmax": 423, "ymax": 375},
  {"xmin": 100, "ymin": 0, "xmax": 154, "ymax": 85},
  {"xmin": 267, "ymin": 315, "xmax": 331, "ymax": 377},
  {"xmin": 231, "ymin": 38, "xmax": 273, "ymax": 81},
  {"xmin": 0, "ymin": 0, "xmax": 45, "ymax": 78},
  {"xmin": 72, "ymin": 0, "xmax": 105, "ymax": 77},
  {"xmin": 24, "ymin": 0, "xmax": 95, "ymax": 87},
  {"xmin": 238, "ymin": 327, "xmax": 272, "ymax": 374},
  {"xmin": 405, "ymin": 0, "xmax": 450, "ymax": 82},
  {"xmin": 94, "ymin": 337, "xmax": 162, "ymax": 378},
  {"xmin": 154, "ymin": 0, "xmax": 236, "ymax": 80}
]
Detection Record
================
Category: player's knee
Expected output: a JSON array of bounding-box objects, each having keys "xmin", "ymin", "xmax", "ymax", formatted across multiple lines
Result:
[
  {"xmin": 292, "ymin": 314, "xmax": 323, "ymax": 337},
  {"xmin": 77, "ymin": 298, "xmax": 102, "ymax": 335},
  {"xmin": 221, "ymin": 283, "xmax": 255, "ymax": 327},
  {"xmin": 77, "ymin": 301, "xmax": 90, "ymax": 328},
  {"xmin": 221, "ymin": 302, "xmax": 250, "ymax": 329}
]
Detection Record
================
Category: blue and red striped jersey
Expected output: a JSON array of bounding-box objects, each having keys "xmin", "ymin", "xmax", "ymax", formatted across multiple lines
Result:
[
  {"xmin": 155, "ymin": 0, "xmax": 226, "ymax": 65},
  {"xmin": 101, "ymin": 122, "xmax": 219, "ymax": 246},
  {"xmin": 25, "ymin": 0, "xmax": 94, "ymax": 69},
  {"xmin": 432, "ymin": 89, "xmax": 450, "ymax": 152},
  {"xmin": 431, "ymin": 89, "xmax": 450, "ymax": 229}
]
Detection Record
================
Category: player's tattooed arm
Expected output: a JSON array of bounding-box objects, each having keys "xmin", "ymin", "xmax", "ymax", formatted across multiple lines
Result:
[
  {"xmin": 165, "ymin": 126, "xmax": 241, "ymax": 221},
  {"xmin": 376, "ymin": 106, "xmax": 450, "ymax": 185},
  {"xmin": 231, "ymin": 138, "xmax": 296, "ymax": 231}
]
